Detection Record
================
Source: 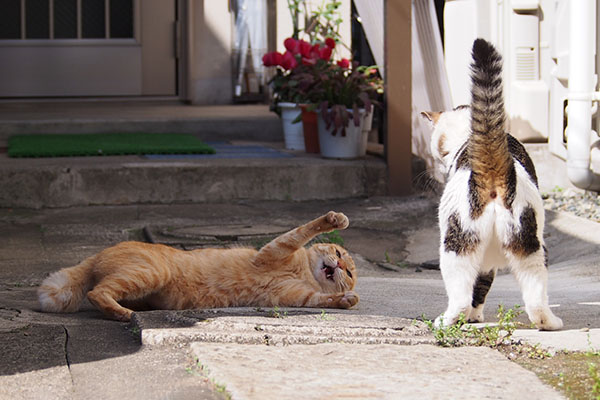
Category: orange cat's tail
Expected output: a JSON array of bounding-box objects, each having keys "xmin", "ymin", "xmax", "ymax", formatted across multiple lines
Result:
[{"xmin": 37, "ymin": 256, "xmax": 95, "ymax": 313}]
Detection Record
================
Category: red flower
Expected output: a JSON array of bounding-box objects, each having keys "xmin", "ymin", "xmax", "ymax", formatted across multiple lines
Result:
[
  {"xmin": 310, "ymin": 43, "xmax": 321, "ymax": 59},
  {"xmin": 299, "ymin": 40, "xmax": 312, "ymax": 58},
  {"xmin": 337, "ymin": 58, "xmax": 350, "ymax": 69},
  {"xmin": 281, "ymin": 51, "xmax": 298, "ymax": 70},
  {"xmin": 284, "ymin": 37, "xmax": 298, "ymax": 53},
  {"xmin": 325, "ymin": 37, "xmax": 336, "ymax": 49},
  {"xmin": 262, "ymin": 51, "xmax": 283, "ymax": 67},
  {"xmin": 319, "ymin": 46, "xmax": 332, "ymax": 61}
]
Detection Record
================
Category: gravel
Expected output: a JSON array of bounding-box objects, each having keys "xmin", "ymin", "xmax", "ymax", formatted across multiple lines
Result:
[{"xmin": 542, "ymin": 188, "xmax": 600, "ymax": 223}]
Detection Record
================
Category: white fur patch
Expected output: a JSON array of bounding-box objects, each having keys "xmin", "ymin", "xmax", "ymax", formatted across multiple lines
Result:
[{"xmin": 38, "ymin": 271, "xmax": 72, "ymax": 312}]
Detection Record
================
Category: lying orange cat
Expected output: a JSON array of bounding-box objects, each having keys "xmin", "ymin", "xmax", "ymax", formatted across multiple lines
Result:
[{"xmin": 38, "ymin": 211, "xmax": 358, "ymax": 321}]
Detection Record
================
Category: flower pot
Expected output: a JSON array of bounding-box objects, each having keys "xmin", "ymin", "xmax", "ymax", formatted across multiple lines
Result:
[
  {"xmin": 279, "ymin": 102, "xmax": 305, "ymax": 151},
  {"xmin": 300, "ymin": 105, "xmax": 320, "ymax": 153},
  {"xmin": 317, "ymin": 108, "xmax": 369, "ymax": 159}
]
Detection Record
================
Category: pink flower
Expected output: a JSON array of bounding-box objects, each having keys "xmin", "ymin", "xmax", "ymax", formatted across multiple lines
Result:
[
  {"xmin": 284, "ymin": 37, "xmax": 298, "ymax": 53},
  {"xmin": 281, "ymin": 51, "xmax": 298, "ymax": 70},
  {"xmin": 319, "ymin": 46, "xmax": 332, "ymax": 61},
  {"xmin": 337, "ymin": 58, "xmax": 350, "ymax": 69},
  {"xmin": 325, "ymin": 37, "xmax": 336, "ymax": 49}
]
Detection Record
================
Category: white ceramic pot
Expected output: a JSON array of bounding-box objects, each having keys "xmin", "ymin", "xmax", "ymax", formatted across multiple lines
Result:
[
  {"xmin": 279, "ymin": 102, "xmax": 305, "ymax": 151},
  {"xmin": 317, "ymin": 108, "xmax": 369, "ymax": 159}
]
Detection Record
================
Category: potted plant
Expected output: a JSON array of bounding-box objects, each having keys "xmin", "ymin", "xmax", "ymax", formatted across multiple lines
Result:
[
  {"xmin": 263, "ymin": 48, "xmax": 305, "ymax": 150},
  {"xmin": 295, "ymin": 56, "xmax": 383, "ymax": 159},
  {"xmin": 263, "ymin": 0, "xmax": 349, "ymax": 153}
]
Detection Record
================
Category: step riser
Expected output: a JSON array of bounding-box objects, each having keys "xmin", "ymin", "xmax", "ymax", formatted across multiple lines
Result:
[
  {"xmin": 1, "ymin": 162, "xmax": 387, "ymax": 208},
  {"xmin": 0, "ymin": 119, "xmax": 283, "ymax": 143}
]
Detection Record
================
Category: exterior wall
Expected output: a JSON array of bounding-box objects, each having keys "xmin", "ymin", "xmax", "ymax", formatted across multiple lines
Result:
[
  {"xmin": 275, "ymin": 0, "xmax": 351, "ymax": 60},
  {"xmin": 187, "ymin": 0, "xmax": 233, "ymax": 104},
  {"xmin": 187, "ymin": 0, "xmax": 353, "ymax": 105}
]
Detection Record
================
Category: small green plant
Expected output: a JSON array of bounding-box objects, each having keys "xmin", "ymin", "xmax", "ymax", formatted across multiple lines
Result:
[
  {"xmin": 319, "ymin": 309, "xmax": 334, "ymax": 321},
  {"xmin": 589, "ymin": 362, "xmax": 600, "ymax": 399},
  {"xmin": 186, "ymin": 358, "xmax": 232, "ymax": 399},
  {"xmin": 423, "ymin": 305, "xmax": 523, "ymax": 348},
  {"xmin": 270, "ymin": 306, "xmax": 288, "ymax": 318},
  {"xmin": 316, "ymin": 229, "xmax": 344, "ymax": 246},
  {"xmin": 527, "ymin": 343, "xmax": 552, "ymax": 360},
  {"xmin": 587, "ymin": 333, "xmax": 600, "ymax": 356},
  {"xmin": 384, "ymin": 251, "xmax": 391, "ymax": 263}
]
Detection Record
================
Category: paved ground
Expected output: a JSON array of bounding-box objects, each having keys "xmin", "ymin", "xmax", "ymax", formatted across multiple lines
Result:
[{"xmin": 1, "ymin": 196, "xmax": 599, "ymax": 399}]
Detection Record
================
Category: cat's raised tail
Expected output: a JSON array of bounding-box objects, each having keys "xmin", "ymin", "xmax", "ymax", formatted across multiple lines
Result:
[
  {"xmin": 468, "ymin": 38, "xmax": 513, "ymax": 211},
  {"xmin": 37, "ymin": 256, "xmax": 95, "ymax": 313}
]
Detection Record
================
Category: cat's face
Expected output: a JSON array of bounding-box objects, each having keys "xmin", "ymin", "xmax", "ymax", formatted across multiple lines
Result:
[
  {"xmin": 309, "ymin": 243, "xmax": 356, "ymax": 293},
  {"xmin": 422, "ymin": 105, "xmax": 471, "ymax": 169}
]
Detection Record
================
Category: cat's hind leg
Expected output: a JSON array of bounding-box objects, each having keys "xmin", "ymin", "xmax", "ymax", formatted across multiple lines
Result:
[
  {"xmin": 510, "ymin": 252, "xmax": 563, "ymax": 331},
  {"xmin": 87, "ymin": 283, "xmax": 136, "ymax": 321},
  {"xmin": 467, "ymin": 270, "xmax": 495, "ymax": 323},
  {"xmin": 435, "ymin": 251, "xmax": 479, "ymax": 328},
  {"xmin": 87, "ymin": 275, "xmax": 159, "ymax": 322}
]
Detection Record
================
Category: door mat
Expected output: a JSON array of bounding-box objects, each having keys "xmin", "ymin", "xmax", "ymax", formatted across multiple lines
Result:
[{"xmin": 7, "ymin": 133, "xmax": 216, "ymax": 158}]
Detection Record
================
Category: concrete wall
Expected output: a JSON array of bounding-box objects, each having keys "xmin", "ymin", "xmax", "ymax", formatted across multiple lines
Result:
[{"xmin": 188, "ymin": 0, "xmax": 233, "ymax": 104}]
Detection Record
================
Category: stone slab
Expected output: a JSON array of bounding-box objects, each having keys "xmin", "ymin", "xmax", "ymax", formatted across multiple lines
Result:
[
  {"xmin": 190, "ymin": 343, "xmax": 564, "ymax": 400},
  {"xmin": 133, "ymin": 309, "xmax": 434, "ymax": 347}
]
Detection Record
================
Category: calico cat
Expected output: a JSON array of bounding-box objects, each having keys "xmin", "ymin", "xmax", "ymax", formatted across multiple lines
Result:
[
  {"xmin": 422, "ymin": 39, "xmax": 563, "ymax": 330},
  {"xmin": 38, "ymin": 211, "xmax": 358, "ymax": 321}
]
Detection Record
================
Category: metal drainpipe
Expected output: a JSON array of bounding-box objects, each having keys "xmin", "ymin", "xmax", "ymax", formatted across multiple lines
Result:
[{"xmin": 566, "ymin": 0, "xmax": 600, "ymax": 191}]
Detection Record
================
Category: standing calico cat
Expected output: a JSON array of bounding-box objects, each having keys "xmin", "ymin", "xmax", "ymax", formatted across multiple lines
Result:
[
  {"xmin": 422, "ymin": 39, "xmax": 562, "ymax": 330},
  {"xmin": 38, "ymin": 211, "xmax": 358, "ymax": 321}
]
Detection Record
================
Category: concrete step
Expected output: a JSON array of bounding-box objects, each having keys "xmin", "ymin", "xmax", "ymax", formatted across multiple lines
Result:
[
  {"xmin": 0, "ymin": 102, "xmax": 283, "ymax": 144},
  {"xmin": 0, "ymin": 142, "xmax": 388, "ymax": 208}
]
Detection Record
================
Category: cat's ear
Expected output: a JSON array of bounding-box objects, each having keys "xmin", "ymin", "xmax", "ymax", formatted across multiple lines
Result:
[{"xmin": 421, "ymin": 111, "xmax": 442, "ymax": 125}]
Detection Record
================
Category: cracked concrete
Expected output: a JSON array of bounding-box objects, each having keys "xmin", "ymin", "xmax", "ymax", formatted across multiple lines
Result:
[{"xmin": 1, "ymin": 197, "xmax": 599, "ymax": 399}]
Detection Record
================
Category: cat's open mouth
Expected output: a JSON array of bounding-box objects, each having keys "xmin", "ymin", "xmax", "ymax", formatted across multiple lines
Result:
[{"xmin": 322, "ymin": 265, "xmax": 336, "ymax": 281}]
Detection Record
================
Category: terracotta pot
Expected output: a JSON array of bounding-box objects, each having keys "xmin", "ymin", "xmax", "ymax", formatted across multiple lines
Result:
[{"xmin": 300, "ymin": 105, "xmax": 320, "ymax": 153}]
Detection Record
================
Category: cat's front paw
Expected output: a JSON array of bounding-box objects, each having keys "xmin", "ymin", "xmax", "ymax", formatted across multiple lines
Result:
[
  {"xmin": 339, "ymin": 291, "xmax": 359, "ymax": 309},
  {"xmin": 325, "ymin": 211, "xmax": 349, "ymax": 230}
]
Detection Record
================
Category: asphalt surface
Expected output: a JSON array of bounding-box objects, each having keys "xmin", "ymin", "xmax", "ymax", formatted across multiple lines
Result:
[{"xmin": 1, "ymin": 196, "xmax": 599, "ymax": 399}]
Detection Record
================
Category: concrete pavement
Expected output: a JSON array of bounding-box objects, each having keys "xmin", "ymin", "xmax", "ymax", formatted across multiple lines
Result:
[{"xmin": 1, "ymin": 197, "xmax": 599, "ymax": 399}]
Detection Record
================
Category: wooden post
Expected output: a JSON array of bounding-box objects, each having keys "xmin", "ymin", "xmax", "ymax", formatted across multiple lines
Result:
[{"xmin": 385, "ymin": 0, "xmax": 412, "ymax": 195}]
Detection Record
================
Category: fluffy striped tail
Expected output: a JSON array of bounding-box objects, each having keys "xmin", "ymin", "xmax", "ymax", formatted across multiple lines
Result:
[
  {"xmin": 468, "ymin": 39, "xmax": 512, "ymax": 209},
  {"xmin": 38, "ymin": 256, "xmax": 95, "ymax": 313}
]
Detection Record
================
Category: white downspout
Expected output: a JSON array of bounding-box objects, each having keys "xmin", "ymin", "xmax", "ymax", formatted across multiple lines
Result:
[{"xmin": 566, "ymin": 0, "xmax": 600, "ymax": 191}]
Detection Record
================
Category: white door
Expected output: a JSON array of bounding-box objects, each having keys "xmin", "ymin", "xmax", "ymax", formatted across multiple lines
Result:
[{"xmin": 0, "ymin": 0, "xmax": 176, "ymax": 97}]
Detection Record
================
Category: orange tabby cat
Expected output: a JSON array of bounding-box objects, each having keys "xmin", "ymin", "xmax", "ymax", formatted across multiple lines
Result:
[{"xmin": 38, "ymin": 211, "xmax": 358, "ymax": 321}]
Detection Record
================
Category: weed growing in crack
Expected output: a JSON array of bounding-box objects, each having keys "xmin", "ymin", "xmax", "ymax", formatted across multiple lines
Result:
[
  {"xmin": 589, "ymin": 362, "xmax": 600, "ymax": 399},
  {"xmin": 270, "ymin": 306, "xmax": 287, "ymax": 318},
  {"xmin": 186, "ymin": 357, "xmax": 232, "ymax": 400},
  {"xmin": 319, "ymin": 309, "xmax": 334, "ymax": 321},
  {"xmin": 421, "ymin": 304, "xmax": 523, "ymax": 348}
]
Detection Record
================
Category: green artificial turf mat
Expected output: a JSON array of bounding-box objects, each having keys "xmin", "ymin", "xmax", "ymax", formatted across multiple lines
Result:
[{"xmin": 7, "ymin": 133, "xmax": 216, "ymax": 158}]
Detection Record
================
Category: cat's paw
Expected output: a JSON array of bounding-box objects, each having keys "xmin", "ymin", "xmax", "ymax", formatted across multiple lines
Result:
[
  {"xmin": 434, "ymin": 314, "xmax": 456, "ymax": 329},
  {"xmin": 325, "ymin": 211, "xmax": 349, "ymax": 230},
  {"xmin": 339, "ymin": 291, "xmax": 359, "ymax": 309},
  {"xmin": 531, "ymin": 309, "xmax": 563, "ymax": 331}
]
